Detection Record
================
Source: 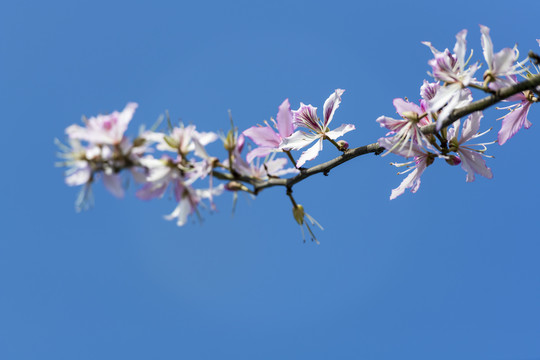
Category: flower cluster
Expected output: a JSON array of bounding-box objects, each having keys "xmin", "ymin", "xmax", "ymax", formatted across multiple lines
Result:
[
  {"xmin": 58, "ymin": 90, "xmax": 356, "ymax": 237},
  {"xmin": 57, "ymin": 26, "xmax": 539, "ymax": 240},
  {"xmin": 377, "ymin": 26, "xmax": 538, "ymax": 199}
]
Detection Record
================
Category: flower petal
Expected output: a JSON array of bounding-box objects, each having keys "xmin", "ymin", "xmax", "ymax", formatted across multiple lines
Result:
[
  {"xmin": 279, "ymin": 131, "xmax": 319, "ymax": 151},
  {"xmin": 453, "ymin": 29, "xmax": 468, "ymax": 69},
  {"xmin": 296, "ymin": 138, "xmax": 323, "ymax": 168},
  {"xmin": 246, "ymin": 146, "xmax": 273, "ymax": 164},
  {"xmin": 323, "ymin": 89, "xmax": 345, "ymax": 127},
  {"xmin": 459, "ymin": 148, "xmax": 493, "ymax": 182},
  {"xmin": 390, "ymin": 157, "xmax": 428, "ymax": 200},
  {"xmin": 325, "ymin": 124, "xmax": 355, "ymax": 140},
  {"xmin": 164, "ymin": 197, "xmax": 192, "ymax": 227},
  {"xmin": 393, "ymin": 98, "xmax": 422, "ymax": 116},
  {"xmin": 498, "ymin": 101, "xmax": 532, "ymax": 145},
  {"xmin": 276, "ymin": 99, "xmax": 295, "ymax": 139},
  {"xmin": 293, "ymin": 103, "xmax": 320, "ymax": 131},
  {"xmin": 103, "ymin": 174, "xmax": 125, "ymax": 198},
  {"xmin": 65, "ymin": 161, "xmax": 91, "ymax": 186},
  {"xmin": 480, "ymin": 25, "xmax": 493, "ymax": 69},
  {"xmin": 243, "ymin": 125, "xmax": 280, "ymax": 147},
  {"xmin": 460, "ymin": 112, "xmax": 482, "ymax": 144}
]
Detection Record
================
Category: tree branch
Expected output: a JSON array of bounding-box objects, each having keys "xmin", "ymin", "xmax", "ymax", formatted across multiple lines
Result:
[{"xmin": 219, "ymin": 74, "xmax": 540, "ymax": 194}]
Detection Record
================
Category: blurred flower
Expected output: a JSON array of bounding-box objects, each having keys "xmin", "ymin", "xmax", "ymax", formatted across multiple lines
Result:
[
  {"xmin": 66, "ymin": 103, "xmax": 138, "ymax": 145},
  {"xmin": 235, "ymin": 157, "xmax": 299, "ymax": 180},
  {"xmin": 164, "ymin": 183, "xmax": 224, "ymax": 227}
]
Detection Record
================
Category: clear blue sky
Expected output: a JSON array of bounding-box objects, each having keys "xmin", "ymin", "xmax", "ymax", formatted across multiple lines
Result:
[{"xmin": 1, "ymin": 1, "xmax": 539, "ymax": 359}]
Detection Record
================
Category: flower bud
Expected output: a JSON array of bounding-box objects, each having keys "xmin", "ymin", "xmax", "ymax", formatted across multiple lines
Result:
[
  {"xmin": 132, "ymin": 137, "xmax": 146, "ymax": 147},
  {"xmin": 445, "ymin": 155, "xmax": 461, "ymax": 166},
  {"xmin": 225, "ymin": 181, "xmax": 248, "ymax": 192},
  {"xmin": 163, "ymin": 135, "xmax": 180, "ymax": 150},
  {"xmin": 223, "ymin": 130, "xmax": 236, "ymax": 152},
  {"xmin": 292, "ymin": 204, "xmax": 305, "ymax": 225},
  {"xmin": 401, "ymin": 111, "xmax": 420, "ymax": 123},
  {"xmin": 337, "ymin": 140, "xmax": 349, "ymax": 150}
]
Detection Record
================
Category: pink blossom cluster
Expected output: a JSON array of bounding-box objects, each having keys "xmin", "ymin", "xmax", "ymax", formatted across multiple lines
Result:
[
  {"xmin": 57, "ymin": 91, "xmax": 355, "ymax": 236},
  {"xmin": 377, "ymin": 26, "xmax": 539, "ymax": 199},
  {"xmin": 57, "ymin": 26, "xmax": 539, "ymax": 240}
]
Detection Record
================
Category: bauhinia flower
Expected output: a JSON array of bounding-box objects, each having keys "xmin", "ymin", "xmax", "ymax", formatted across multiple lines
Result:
[
  {"xmin": 146, "ymin": 123, "xmax": 218, "ymax": 159},
  {"xmin": 135, "ymin": 154, "xmax": 224, "ymax": 226},
  {"xmin": 447, "ymin": 112, "xmax": 494, "ymax": 182},
  {"xmin": 280, "ymin": 89, "xmax": 355, "ymax": 167},
  {"xmin": 59, "ymin": 103, "xmax": 155, "ymax": 210},
  {"xmin": 497, "ymin": 90, "xmax": 535, "ymax": 145},
  {"xmin": 66, "ymin": 102, "xmax": 138, "ymax": 145},
  {"xmin": 243, "ymin": 99, "xmax": 296, "ymax": 163},
  {"xmin": 496, "ymin": 40, "xmax": 540, "ymax": 145},
  {"xmin": 377, "ymin": 97, "xmax": 433, "ymax": 156},
  {"xmin": 423, "ymin": 30, "xmax": 477, "ymax": 129},
  {"xmin": 480, "ymin": 25, "xmax": 522, "ymax": 87},
  {"xmin": 234, "ymin": 156, "xmax": 299, "ymax": 180},
  {"xmin": 165, "ymin": 183, "xmax": 224, "ymax": 227},
  {"xmin": 379, "ymin": 137, "xmax": 436, "ymax": 200}
]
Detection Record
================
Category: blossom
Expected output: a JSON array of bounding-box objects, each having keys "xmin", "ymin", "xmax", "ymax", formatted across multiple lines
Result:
[
  {"xmin": 497, "ymin": 91, "xmax": 534, "ymax": 145},
  {"xmin": 447, "ymin": 112, "xmax": 493, "ymax": 182},
  {"xmin": 164, "ymin": 183, "xmax": 224, "ymax": 227},
  {"xmin": 56, "ymin": 138, "xmax": 128, "ymax": 211},
  {"xmin": 243, "ymin": 99, "xmax": 295, "ymax": 163},
  {"xmin": 145, "ymin": 123, "xmax": 218, "ymax": 159},
  {"xmin": 135, "ymin": 155, "xmax": 180, "ymax": 200},
  {"xmin": 376, "ymin": 97, "xmax": 432, "ymax": 156},
  {"xmin": 419, "ymin": 80, "xmax": 440, "ymax": 109},
  {"xmin": 480, "ymin": 25, "xmax": 522, "ymax": 87},
  {"xmin": 423, "ymin": 31, "xmax": 477, "ymax": 129},
  {"xmin": 379, "ymin": 137, "xmax": 435, "ymax": 199},
  {"xmin": 66, "ymin": 102, "xmax": 138, "ymax": 145},
  {"xmin": 280, "ymin": 89, "xmax": 355, "ymax": 167},
  {"xmin": 234, "ymin": 156, "xmax": 299, "ymax": 180}
]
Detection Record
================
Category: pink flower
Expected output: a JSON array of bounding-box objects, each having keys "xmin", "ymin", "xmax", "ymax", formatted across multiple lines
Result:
[
  {"xmin": 497, "ymin": 93, "xmax": 533, "ymax": 145},
  {"xmin": 66, "ymin": 102, "xmax": 138, "ymax": 145},
  {"xmin": 243, "ymin": 99, "xmax": 296, "ymax": 163},
  {"xmin": 447, "ymin": 112, "xmax": 493, "ymax": 182},
  {"xmin": 145, "ymin": 124, "xmax": 217, "ymax": 159},
  {"xmin": 379, "ymin": 137, "xmax": 435, "ymax": 199},
  {"xmin": 280, "ymin": 89, "xmax": 355, "ymax": 167},
  {"xmin": 423, "ymin": 31, "xmax": 478, "ymax": 129},
  {"xmin": 377, "ymin": 98, "xmax": 432, "ymax": 156},
  {"xmin": 164, "ymin": 183, "xmax": 224, "ymax": 227},
  {"xmin": 235, "ymin": 157, "xmax": 299, "ymax": 180},
  {"xmin": 480, "ymin": 25, "xmax": 522, "ymax": 88}
]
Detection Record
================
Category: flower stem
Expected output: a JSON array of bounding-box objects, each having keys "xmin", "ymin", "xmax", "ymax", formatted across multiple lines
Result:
[
  {"xmin": 284, "ymin": 150, "xmax": 297, "ymax": 168},
  {"xmin": 324, "ymin": 135, "xmax": 344, "ymax": 151}
]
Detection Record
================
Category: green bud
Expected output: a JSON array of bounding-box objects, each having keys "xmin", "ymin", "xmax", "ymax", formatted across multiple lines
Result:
[
  {"xmin": 292, "ymin": 204, "xmax": 305, "ymax": 225},
  {"xmin": 223, "ymin": 130, "xmax": 236, "ymax": 152},
  {"xmin": 163, "ymin": 135, "xmax": 179, "ymax": 150}
]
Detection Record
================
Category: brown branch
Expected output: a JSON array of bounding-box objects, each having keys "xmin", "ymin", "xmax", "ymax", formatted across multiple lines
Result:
[{"xmin": 214, "ymin": 74, "xmax": 540, "ymax": 194}]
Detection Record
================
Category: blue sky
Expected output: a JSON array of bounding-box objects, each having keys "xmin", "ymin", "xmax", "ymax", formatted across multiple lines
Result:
[{"xmin": 1, "ymin": 1, "xmax": 539, "ymax": 359}]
